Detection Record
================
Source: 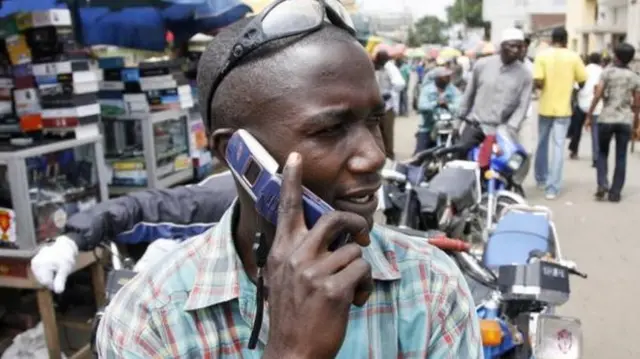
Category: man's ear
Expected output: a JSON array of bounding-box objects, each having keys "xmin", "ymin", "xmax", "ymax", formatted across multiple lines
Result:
[{"xmin": 210, "ymin": 128, "xmax": 234, "ymax": 164}]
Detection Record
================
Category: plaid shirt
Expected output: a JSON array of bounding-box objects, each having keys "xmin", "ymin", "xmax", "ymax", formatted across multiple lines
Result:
[{"xmin": 96, "ymin": 204, "xmax": 482, "ymax": 358}]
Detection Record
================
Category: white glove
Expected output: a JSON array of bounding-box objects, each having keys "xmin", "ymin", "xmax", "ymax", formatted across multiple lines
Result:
[{"xmin": 30, "ymin": 235, "xmax": 78, "ymax": 294}]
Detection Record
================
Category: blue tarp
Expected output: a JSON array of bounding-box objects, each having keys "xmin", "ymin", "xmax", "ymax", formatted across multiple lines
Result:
[{"xmin": 0, "ymin": 0, "xmax": 252, "ymax": 51}]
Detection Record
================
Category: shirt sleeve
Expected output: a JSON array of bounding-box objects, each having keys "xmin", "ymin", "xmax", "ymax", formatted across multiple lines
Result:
[
  {"xmin": 385, "ymin": 61, "xmax": 407, "ymax": 92},
  {"xmin": 426, "ymin": 268, "xmax": 483, "ymax": 358},
  {"xmin": 633, "ymin": 72, "xmax": 640, "ymax": 92},
  {"xmin": 506, "ymin": 74, "xmax": 533, "ymax": 131},
  {"xmin": 96, "ymin": 291, "xmax": 172, "ymax": 359},
  {"xmin": 600, "ymin": 67, "xmax": 611, "ymax": 87},
  {"xmin": 448, "ymin": 86, "xmax": 463, "ymax": 115},
  {"xmin": 574, "ymin": 56, "xmax": 588, "ymax": 84},
  {"xmin": 418, "ymin": 84, "xmax": 438, "ymax": 112},
  {"xmin": 533, "ymin": 55, "xmax": 544, "ymax": 81},
  {"xmin": 458, "ymin": 62, "xmax": 480, "ymax": 118},
  {"xmin": 396, "ymin": 246, "xmax": 483, "ymax": 359}
]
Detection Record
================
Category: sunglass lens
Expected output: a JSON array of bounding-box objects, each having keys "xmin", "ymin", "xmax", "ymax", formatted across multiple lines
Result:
[
  {"xmin": 324, "ymin": 0, "xmax": 355, "ymax": 31},
  {"xmin": 262, "ymin": 0, "xmax": 323, "ymax": 37}
]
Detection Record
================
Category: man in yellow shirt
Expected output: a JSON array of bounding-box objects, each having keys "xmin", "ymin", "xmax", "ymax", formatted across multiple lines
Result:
[{"xmin": 533, "ymin": 27, "xmax": 587, "ymax": 199}]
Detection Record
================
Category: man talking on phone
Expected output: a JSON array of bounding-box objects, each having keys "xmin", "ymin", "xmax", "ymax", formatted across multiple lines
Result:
[{"xmin": 96, "ymin": 3, "xmax": 481, "ymax": 358}]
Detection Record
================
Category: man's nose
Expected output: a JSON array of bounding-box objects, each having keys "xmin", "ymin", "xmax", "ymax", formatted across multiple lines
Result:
[{"xmin": 347, "ymin": 127, "xmax": 385, "ymax": 173}]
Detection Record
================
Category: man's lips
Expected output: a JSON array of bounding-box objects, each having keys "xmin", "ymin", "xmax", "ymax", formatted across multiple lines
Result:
[{"xmin": 333, "ymin": 185, "xmax": 381, "ymax": 217}]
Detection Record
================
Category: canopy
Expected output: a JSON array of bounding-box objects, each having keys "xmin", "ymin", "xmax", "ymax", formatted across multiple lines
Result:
[
  {"xmin": 372, "ymin": 43, "xmax": 405, "ymax": 59},
  {"xmin": 365, "ymin": 35, "xmax": 385, "ymax": 55},
  {"xmin": 405, "ymin": 47, "xmax": 425, "ymax": 59},
  {"xmin": 477, "ymin": 41, "xmax": 496, "ymax": 55},
  {"xmin": 439, "ymin": 47, "xmax": 462, "ymax": 59},
  {"xmin": 0, "ymin": 0, "xmax": 251, "ymax": 51}
]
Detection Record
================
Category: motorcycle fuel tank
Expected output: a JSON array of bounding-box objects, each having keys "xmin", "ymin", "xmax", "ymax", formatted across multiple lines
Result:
[{"xmin": 483, "ymin": 211, "xmax": 554, "ymax": 268}]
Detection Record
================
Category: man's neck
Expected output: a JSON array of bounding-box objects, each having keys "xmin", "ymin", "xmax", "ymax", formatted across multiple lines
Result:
[{"xmin": 551, "ymin": 43, "xmax": 566, "ymax": 49}]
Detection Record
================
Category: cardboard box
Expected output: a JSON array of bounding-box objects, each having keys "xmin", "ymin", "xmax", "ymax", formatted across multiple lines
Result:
[
  {"xmin": 15, "ymin": 10, "xmax": 72, "ymax": 30},
  {"xmin": 0, "ymin": 16, "xmax": 19, "ymax": 39},
  {"xmin": 5, "ymin": 35, "xmax": 31, "ymax": 65}
]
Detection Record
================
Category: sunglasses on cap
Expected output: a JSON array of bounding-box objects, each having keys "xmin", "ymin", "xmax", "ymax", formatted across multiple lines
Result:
[{"xmin": 205, "ymin": 0, "xmax": 357, "ymax": 123}]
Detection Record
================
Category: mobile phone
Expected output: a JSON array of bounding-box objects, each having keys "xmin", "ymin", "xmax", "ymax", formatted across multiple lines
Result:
[{"xmin": 225, "ymin": 129, "xmax": 350, "ymax": 250}]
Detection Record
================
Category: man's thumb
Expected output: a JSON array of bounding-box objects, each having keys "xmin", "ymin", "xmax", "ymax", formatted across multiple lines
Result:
[{"xmin": 53, "ymin": 268, "xmax": 70, "ymax": 294}]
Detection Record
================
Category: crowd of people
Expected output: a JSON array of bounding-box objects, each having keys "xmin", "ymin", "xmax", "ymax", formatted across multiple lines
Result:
[{"xmin": 378, "ymin": 26, "xmax": 640, "ymax": 203}]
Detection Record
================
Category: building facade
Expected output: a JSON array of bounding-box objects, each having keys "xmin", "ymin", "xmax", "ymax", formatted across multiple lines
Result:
[
  {"xmin": 566, "ymin": 0, "xmax": 640, "ymax": 61},
  {"xmin": 483, "ymin": 0, "xmax": 566, "ymax": 42}
]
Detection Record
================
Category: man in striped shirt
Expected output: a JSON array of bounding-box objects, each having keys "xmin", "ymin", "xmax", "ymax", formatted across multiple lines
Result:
[{"xmin": 96, "ymin": 9, "xmax": 482, "ymax": 359}]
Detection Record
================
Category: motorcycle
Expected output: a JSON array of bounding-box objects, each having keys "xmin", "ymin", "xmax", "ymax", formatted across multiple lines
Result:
[
  {"xmin": 432, "ymin": 108, "xmax": 456, "ymax": 148},
  {"xmin": 466, "ymin": 124, "xmax": 530, "ymax": 240},
  {"xmin": 379, "ymin": 146, "xmax": 484, "ymax": 246},
  {"xmin": 455, "ymin": 204, "xmax": 587, "ymax": 358}
]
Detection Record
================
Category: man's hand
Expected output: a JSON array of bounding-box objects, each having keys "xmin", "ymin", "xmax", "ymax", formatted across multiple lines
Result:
[
  {"xmin": 263, "ymin": 153, "xmax": 373, "ymax": 359},
  {"xmin": 30, "ymin": 235, "xmax": 78, "ymax": 293},
  {"xmin": 584, "ymin": 114, "xmax": 592, "ymax": 131}
]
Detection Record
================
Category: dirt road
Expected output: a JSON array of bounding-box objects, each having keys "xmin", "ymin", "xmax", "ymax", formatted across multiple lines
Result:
[{"xmin": 392, "ymin": 112, "xmax": 640, "ymax": 358}]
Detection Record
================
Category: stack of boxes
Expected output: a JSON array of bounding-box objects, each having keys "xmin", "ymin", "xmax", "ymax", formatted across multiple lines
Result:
[
  {"xmin": 0, "ymin": 9, "xmax": 101, "ymax": 140},
  {"xmin": 98, "ymin": 58, "xmax": 194, "ymax": 117},
  {"xmin": 184, "ymin": 36, "xmax": 213, "ymax": 179},
  {"xmin": 0, "ymin": 44, "xmax": 15, "ymax": 138},
  {"xmin": 98, "ymin": 57, "xmax": 196, "ymax": 188}
]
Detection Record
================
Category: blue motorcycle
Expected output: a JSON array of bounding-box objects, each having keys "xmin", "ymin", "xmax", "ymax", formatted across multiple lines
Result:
[
  {"xmin": 455, "ymin": 204, "xmax": 587, "ymax": 359},
  {"xmin": 465, "ymin": 124, "xmax": 530, "ymax": 251}
]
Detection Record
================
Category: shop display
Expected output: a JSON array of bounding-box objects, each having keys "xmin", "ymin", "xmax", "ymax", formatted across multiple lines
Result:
[
  {"xmin": 103, "ymin": 109, "xmax": 193, "ymax": 192},
  {"xmin": 0, "ymin": 9, "xmax": 101, "ymax": 141},
  {"xmin": 98, "ymin": 58, "xmax": 193, "ymax": 117},
  {"xmin": 188, "ymin": 110, "xmax": 214, "ymax": 180},
  {"xmin": 0, "ymin": 136, "xmax": 107, "ymax": 256}
]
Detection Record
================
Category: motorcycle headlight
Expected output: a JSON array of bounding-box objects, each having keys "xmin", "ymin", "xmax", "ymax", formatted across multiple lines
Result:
[
  {"xmin": 507, "ymin": 154, "xmax": 524, "ymax": 171},
  {"xmin": 439, "ymin": 112, "xmax": 452, "ymax": 121},
  {"xmin": 533, "ymin": 314, "xmax": 583, "ymax": 359}
]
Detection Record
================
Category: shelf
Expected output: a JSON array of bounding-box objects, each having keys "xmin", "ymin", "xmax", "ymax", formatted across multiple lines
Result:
[{"xmin": 108, "ymin": 168, "xmax": 193, "ymax": 196}]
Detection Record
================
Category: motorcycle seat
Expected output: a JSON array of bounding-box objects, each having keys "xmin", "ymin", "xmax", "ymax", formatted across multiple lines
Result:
[
  {"xmin": 483, "ymin": 212, "xmax": 554, "ymax": 268},
  {"xmin": 414, "ymin": 186, "xmax": 447, "ymax": 214},
  {"xmin": 428, "ymin": 166, "xmax": 477, "ymax": 211}
]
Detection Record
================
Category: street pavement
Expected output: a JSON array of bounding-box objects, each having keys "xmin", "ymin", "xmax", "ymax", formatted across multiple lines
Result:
[{"xmin": 391, "ymin": 111, "xmax": 639, "ymax": 358}]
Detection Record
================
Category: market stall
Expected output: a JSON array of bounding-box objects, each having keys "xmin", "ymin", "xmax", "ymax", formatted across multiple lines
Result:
[
  {"xmin": 0, "ymin": 3, "xmax": 239, "ymax": 356},
  {"xmin": 0, "ymin": 9, "xmax": 109, "ymax": 358}
]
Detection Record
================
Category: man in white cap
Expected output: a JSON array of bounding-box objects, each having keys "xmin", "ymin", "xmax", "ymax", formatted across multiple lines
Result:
[{"xmin": 458, "ymin": 27, "xmax": 532, "ymax": 138}]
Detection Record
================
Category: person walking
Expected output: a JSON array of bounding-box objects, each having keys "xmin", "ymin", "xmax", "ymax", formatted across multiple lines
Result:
[
  {"xmin": 569, "ymin": 52, "xmax": 603, "ymax": 165},
  {"xmin": 458, "ymin": 28, "xmax": 532, "ymax": 137},
  {"xmin": 533, "ymin": 27, "xmax": 587, "ymax": 200},
  {"xmin": 397, "ymin": 57, "xmax": 411, "ymax": 116},
  {"xmin": 585, "ymin": 43, "xmax": 640, "ymax": 202},
  {"xmin": 374, "ymin": 50, "xmax": 406, "ymax": 159}
]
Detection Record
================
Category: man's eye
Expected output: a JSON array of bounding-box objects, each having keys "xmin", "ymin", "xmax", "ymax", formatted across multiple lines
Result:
[{"xmin": 317, "ymin": 123, "xmax": 347, "ymax": 136}]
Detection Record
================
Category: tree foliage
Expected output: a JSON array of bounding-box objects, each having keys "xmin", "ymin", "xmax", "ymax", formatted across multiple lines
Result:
[
  {"xmin": 406, "ymin": 26, "xmax": 420, "ymax": 47},
  {"xmin": 410, "ymin": 15, "xmax": 447, "ymax": 46},
  {"xmin": 446, "ymin": 0, "xmax": 485, "ymax": 28}
]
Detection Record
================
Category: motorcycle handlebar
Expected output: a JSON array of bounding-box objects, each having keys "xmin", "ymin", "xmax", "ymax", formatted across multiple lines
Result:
[{"xmin": 401, "ymin": 145, "xmax": 466, "ymax": 166}]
